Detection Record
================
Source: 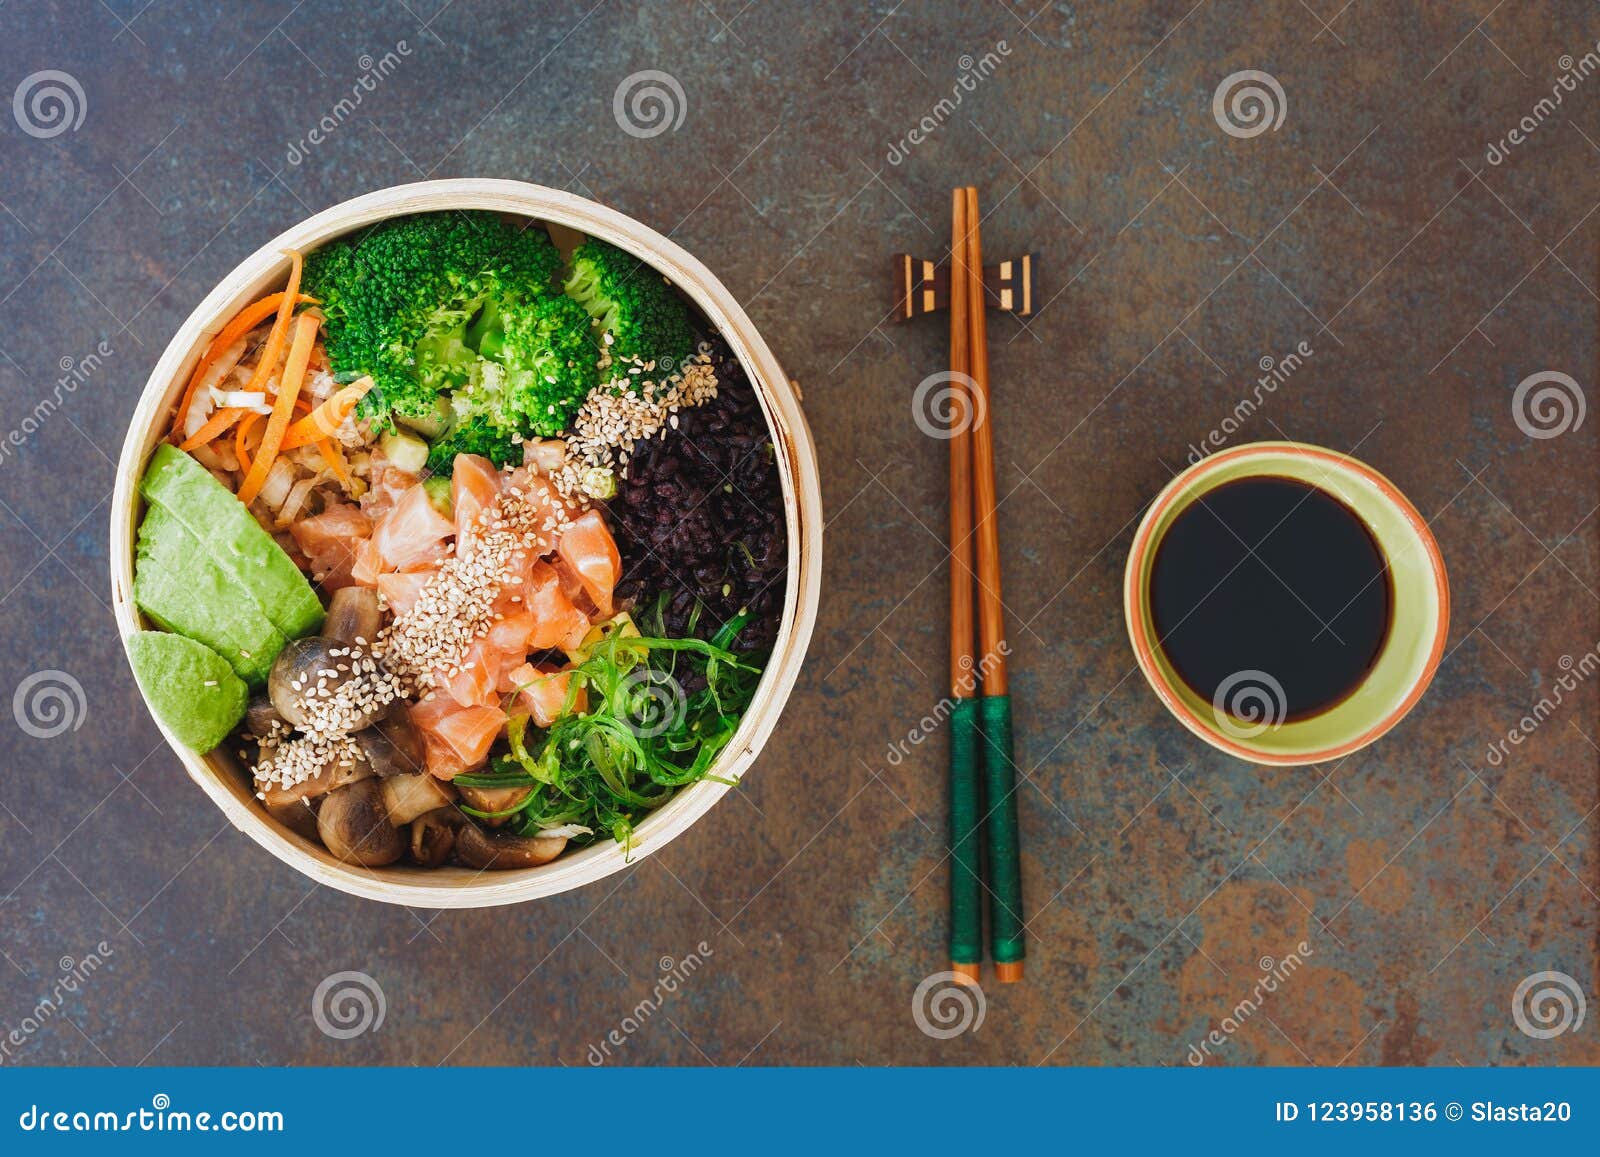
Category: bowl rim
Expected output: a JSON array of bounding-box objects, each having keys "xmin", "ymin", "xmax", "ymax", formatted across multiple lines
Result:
[
  {"xmin": 109, "ymin": 179, "xmax": 822, "ymax": 907},
  {"xmin": 1122, "ymin": 440, "xmax": 1449, "ymax": 766}
]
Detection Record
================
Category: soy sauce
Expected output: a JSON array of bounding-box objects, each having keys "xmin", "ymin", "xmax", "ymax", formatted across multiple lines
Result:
[{"xmin": 1149, "ymin": 476, "xmax": 1391, "ymax": 719}]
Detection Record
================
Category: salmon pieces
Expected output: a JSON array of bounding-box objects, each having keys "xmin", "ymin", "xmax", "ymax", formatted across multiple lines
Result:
[
  {"xmin": 287, "ymin": 450, "xmax": 626, "ymax": 777},
  {"xmin": 557, "ymin": 509, "xmax": 621, "ymax": 616},
  {"xmin": 289, "ymin": 503, "xmax": 371, "ymax": 590},
  {"xmin": 502, "ymin": 663, "xmax": 586, "ymax": 727},
  {"xmin": 408, "ymin": 694, "xmax": 505, "ymax": 780},
  {"xmin": 434, "ymin": 561, "xmax": 592, "ymax": 711},
  {"xmin": 369, "ymin": 483, "xmax": 454, "ymax": 575},
  {"xmin": 451, "ymin": 453, "xmax": 501, "ymax": 539}
]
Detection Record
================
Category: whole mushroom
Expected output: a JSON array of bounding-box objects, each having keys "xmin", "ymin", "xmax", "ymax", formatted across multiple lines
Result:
[
  {"xmin": 323, "ymin": 586, "xmax": 381, "ymax": 646},
  {"xmin": 355, "ymin": 712, "xmax": 426, "ymax": 778},
  {"xmin": 269, "ymin": 636, "xmax": 397, "ymax": 732},
  {"xmin": 409, "ymin": 808, "xmax": 459, "ymax": 868},
  {"xmin": 317, "ymin": 779, "xmax": 404, "ymax": 867},
  {"xmin": 243, "ymin": 693, "xmax": 285, "ymax": 738},
  {"xmin": 262, "ymin": 798, "xmax": 320, "ymax": 842},
  {"xmin": 379, "ymin": 771, "xmax": 455, "ymax": 826},
  {"xmin": 455, "ymin": 783, "xmax": 532, "ymax": 826}
]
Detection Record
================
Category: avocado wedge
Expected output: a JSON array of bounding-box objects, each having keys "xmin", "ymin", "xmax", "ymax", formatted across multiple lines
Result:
[
  {"xmin": 134, "ymin": 505, "xmax": 286, "ymax": 685},
  {"xmin": 138, "ymin": 443, "xmax": 324, "ymax": 639},
  {"xmin": 126, "ymin": 631, "xmax": 248, "ymax": 752}
]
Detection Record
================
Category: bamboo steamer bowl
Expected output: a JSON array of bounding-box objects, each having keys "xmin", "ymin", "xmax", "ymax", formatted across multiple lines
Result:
[{"xmin": 110, "ymin": 180, "xmax": 822, "ymax": 908}]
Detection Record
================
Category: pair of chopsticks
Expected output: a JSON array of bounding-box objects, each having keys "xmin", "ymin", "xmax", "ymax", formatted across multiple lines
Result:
[{"xmin": 947, "ymin": 187, "xmax": 1025, "ymax": 985}]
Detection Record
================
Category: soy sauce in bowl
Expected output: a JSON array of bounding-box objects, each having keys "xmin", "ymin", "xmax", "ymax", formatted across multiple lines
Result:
[{"xmin": 1149, "ymin": 476, "xmax": 1392, "ymax": 719}]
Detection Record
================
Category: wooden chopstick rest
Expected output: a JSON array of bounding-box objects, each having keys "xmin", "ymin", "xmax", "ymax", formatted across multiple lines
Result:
[{"xmin": 892, "ymin": 252, "xmax": 1039, "ymax": 321}]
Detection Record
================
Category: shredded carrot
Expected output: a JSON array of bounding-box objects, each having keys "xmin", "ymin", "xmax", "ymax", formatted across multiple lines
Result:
[
  {"xmin": 238, "ymin": 311, "xmax": 320, "ymax": 506},
  {"xmin": 178, "ymin": 406, "xmax": 249, "ymax": 451},
  {"xmin": 234, "ymin": 412, "xmax": 262, "ymax": 475},
  {"xmin": 317, "ymin": 437, "xmax": 352, "ymax": 487},
  {"xmin": 229, "ymin": 399, "xmax": 309, "ymax": 467},
  {"xmin": 167, "ymin": 287, "xmax": 314, "ymax": 442},
  {"xmin": 227, "ymin": 251, "xmax": 305, "ymax": 434},
  {"xmin": 280, "ymin": 376, "xmax": 375, "ymax": 450}
]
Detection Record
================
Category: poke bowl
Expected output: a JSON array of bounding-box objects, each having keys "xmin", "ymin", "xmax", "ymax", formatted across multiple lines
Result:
[{"xmin": 110, "ymin": 179, "xmax": 821, "ymax": 907}]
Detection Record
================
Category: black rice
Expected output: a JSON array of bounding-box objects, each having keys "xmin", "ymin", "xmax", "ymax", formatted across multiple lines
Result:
[{"xmin": 610, "ymin": 337, "xmax": 787, "ymax": 660}]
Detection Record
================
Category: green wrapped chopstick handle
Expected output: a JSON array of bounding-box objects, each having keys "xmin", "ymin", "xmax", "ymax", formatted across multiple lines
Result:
[
  {"xmin": 979, "ymin": 694, "xmax": 1025, "ymax": 965},
  {"xmin": 948, "ymin": 696, "xmax": 984, "ymax": 967}
]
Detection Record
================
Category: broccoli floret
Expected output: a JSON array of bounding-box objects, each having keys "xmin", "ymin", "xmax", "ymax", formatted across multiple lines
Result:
[
  {"xmin": 496, "ymin": 294, "xmax": 597, "ymax": 433},
  {"xmin": 562, "ymin": 240, "xmax": 696, "ymax": 366},
  {"xmin": 423, "ymin": 421, "xmax": 520, "ymax": 475},
  {"xmin": 446, "ymin": 291, "xmax": 596, "ymax": 438},
  {"xmin": 427, "ymin": 295, "xmax": 598, "ymax": 474},
  {"xmin": 303, "ymin": 211, "xmax": 563, "ymax": 426}
]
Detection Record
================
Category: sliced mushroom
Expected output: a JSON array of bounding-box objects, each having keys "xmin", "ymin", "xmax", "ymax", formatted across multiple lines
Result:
[
  {"xmin": 355, "ymin": 712, "xmax": 426, "ymax": 778},
  {"xmin": 409, "ymin": 809, "xmax": 458, "ymax": 867},
  {"xmin": 455, "ymin": 823, "xmax": 567, "ymax": 870},
  {"xmin": 317, "ymin": 779, "xmax": 405, "ymax": 867},
  {"xmin": 269, "ymin": 636, "xmax": 394, "ymax": 731},
  {"xmin": 254, "ymin": 752, "xmax": 372, "ymax": 807},
  {"xmin": 456, "ymin": 783, "xmax": 533, "ymax": 827},
  {"xmin": 324, "ymin": 586, "xmax": 381, "ymax": 646},
  {"xmin": 380, "ymin": 772, "xmax": 456, "ymax": 827}
]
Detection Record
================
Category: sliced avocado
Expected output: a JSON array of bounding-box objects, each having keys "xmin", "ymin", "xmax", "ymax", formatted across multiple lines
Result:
[
  {"xmin": 134, "ymin": 505, "xmax": 285, "ymax": 685},
  {"xmin": 138, "ymin": 444, "xmax": 324, "ymax": 638},
  {"xmin": 126, "ymin": 630, "xmax": 248, "ymax": 752}
]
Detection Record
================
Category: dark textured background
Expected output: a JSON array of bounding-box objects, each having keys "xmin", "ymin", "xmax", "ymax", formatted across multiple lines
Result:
[{"xmin": 1, "ymin": 1, "xmax": 1597, "ymax": 1067}]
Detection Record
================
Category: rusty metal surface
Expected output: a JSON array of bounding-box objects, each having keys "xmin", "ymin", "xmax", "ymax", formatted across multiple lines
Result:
[{"xmin": 0, "ymin": 1, "xmax": 1596, "ymax": 1066}]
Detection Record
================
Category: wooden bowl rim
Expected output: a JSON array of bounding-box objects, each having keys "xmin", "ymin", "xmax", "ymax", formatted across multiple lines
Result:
[{"xmin": 109, "ymin": 179, "xmax": 822, "ymax": 907}]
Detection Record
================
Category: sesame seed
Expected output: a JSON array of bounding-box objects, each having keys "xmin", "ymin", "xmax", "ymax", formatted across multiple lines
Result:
[
  {"xmin": 374, "ymin": 482, "xmax": 568, "ymax": 688},
  {"xmin": 546, "ymin": 348, "xmax": 719, "ymax": 504}
]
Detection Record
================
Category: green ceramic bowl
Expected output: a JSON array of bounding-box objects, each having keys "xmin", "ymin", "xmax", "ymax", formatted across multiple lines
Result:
[{"xmin": 1124, "ymin": 441, "xmax": 1449, "ymax": 765}]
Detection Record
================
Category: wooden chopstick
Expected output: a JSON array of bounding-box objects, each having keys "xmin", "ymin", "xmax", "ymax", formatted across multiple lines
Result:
[
  {"xmin": 963, "ymin": 185, "xmax": 1026, "ymax": 983},
  {"xmin": 947, "ymin": 189, "xmax": 984, "ymax": 985}
]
